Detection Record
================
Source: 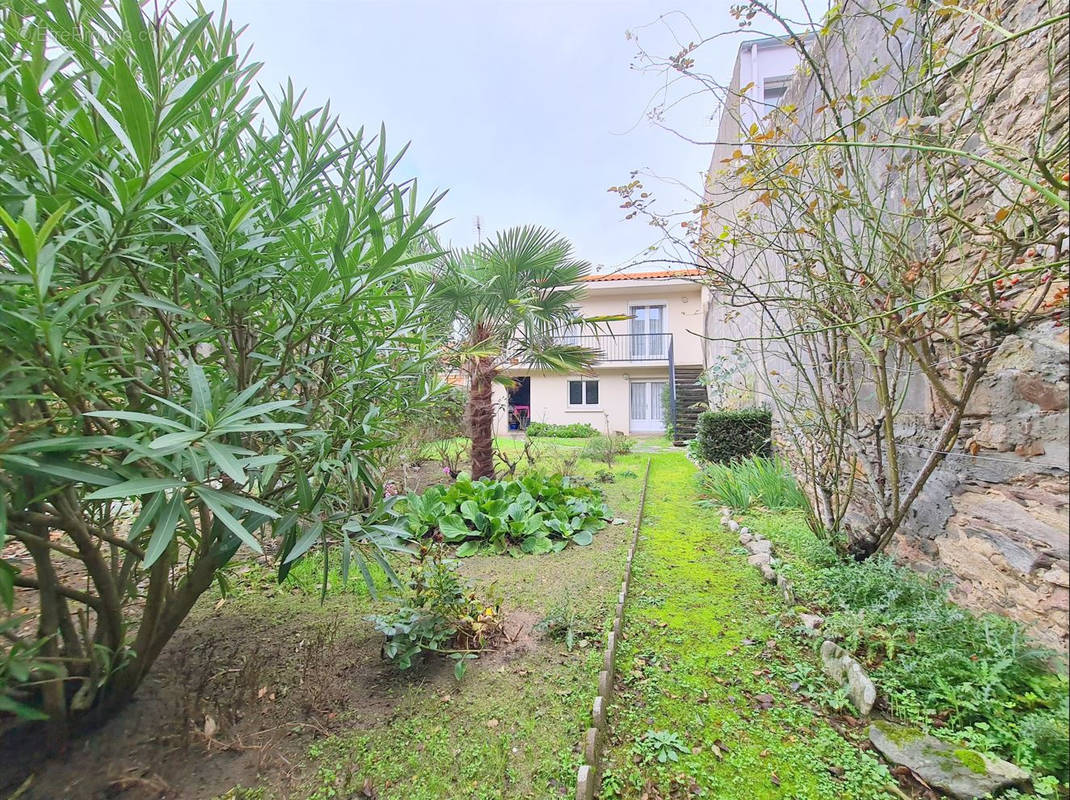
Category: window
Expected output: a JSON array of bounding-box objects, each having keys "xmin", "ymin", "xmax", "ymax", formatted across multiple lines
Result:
[
  {"xmin": 568, "ymin": 379, "xmax": 599, "ymax": 407},
  {"xmin": 762, "ymin": 76, "xmax": 790, "ymax": 108}
]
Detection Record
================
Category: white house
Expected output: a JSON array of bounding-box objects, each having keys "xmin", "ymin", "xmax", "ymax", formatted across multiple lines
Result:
[{"xmin": 495, "ymin": 269, "xmax": 708, "ymax": 439}]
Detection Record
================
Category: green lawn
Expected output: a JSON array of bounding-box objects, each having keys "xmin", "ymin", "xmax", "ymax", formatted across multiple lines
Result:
[{"xmin": 599, "ymin": 451, "xmax": 892, "ymax": 799}]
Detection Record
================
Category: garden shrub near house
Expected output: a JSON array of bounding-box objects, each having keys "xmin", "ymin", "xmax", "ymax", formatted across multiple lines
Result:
[
  {"xmin": 692, "ymin": 408, "xmax": 772, "ymax": 463},
  {"xmin": 526, "ymin": 421, "xmax": 598, "ymax": 438},
  {"xmin": 580, "ymin": 434, "xmax": 635, "ymax": 466},
  {"xmin": 402, "ymin": 473, "xmax": 610, "ymax": 556}
]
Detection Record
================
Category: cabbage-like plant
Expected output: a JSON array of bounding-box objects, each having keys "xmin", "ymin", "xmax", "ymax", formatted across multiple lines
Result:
[{"xmin": 0, "ymin": 0, "xmax": 441, "ymax": 739}]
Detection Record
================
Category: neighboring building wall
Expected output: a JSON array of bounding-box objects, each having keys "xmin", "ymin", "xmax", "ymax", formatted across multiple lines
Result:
[
  {"xmin": 701, "ymin": 36, "xmax": 805, "ymax": 409},
  {"xmin": 701, "ymin": 3, "xmax": 1069, "ymax": 645}
]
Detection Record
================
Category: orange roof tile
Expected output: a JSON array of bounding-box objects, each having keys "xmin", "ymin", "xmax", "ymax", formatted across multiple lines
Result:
[{"xmin": 580, "ymin": 268, "xmax": 702, "ymax": 283}]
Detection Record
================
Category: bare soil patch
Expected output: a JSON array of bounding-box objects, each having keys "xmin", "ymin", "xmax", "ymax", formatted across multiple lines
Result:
[{"xmin": 0, "ymin": 600, "xmax": 549, "ymax": 800}]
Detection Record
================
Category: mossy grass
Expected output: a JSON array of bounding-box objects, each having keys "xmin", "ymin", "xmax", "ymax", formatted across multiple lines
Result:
[{"xmin": 600, "ymin": 452, "xmax": 891, "ymax": 799}]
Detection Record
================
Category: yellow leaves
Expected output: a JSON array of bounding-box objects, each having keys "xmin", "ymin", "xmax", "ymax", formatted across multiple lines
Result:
[{"xmin": 994, "ymin": 207, "xmax": 1010, "ymax": 223}]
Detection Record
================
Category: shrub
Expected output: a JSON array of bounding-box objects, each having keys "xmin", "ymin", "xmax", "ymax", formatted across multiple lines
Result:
[
  {"xmin": 368, "ymin": 546, "xmax": 503, "ymax": 679},
  {"xmin": 700, "ymin": 456, "xmax": 806, "ymax": 511},
  {"xmin": 0, "ymin": 2, "xmax": 439, "ymax": 735},
  {"xmin": 526, "ymin": 421, "xmax": 599, "ymax": 438},
  {"xmin": 581, "ymin": 434, "xmax": 635, "ymax": 466},
  {"xmin": 401, "ymin": 473, "xmax": 609, "ymax": 556},
  {"xmin": 692, "ymin": 408, "xmax": 772, "ymax": 463}
]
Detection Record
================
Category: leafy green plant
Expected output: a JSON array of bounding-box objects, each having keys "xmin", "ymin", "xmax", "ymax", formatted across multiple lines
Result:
[
  {"xmin": 402, "ymin": 473, "xmax": 610, "ymax": 556},
  {"xmin": 633, "ymin": 729, "xmax": 689, "ymax": 764},
  {"xmin": 699, "ymin": 456, "xmax": 806, "ymax": 511},
  {"xmin": 773, "ymin": 530, "xmax": 1069, "ymax": 782},
  {"xmin": 692, "ymin": 408, "xmax": 772, "ymax": 464},
  {"xmin": 0, "ymin": 0, "xmax": 440, "ymax": 735},
  {"xmin": 368, "ymin": 546, "xmax": 503, "ymax": 678},
  {"xmin": 526, "ymin": 422, "xmax": 598, "ymax": 438}
]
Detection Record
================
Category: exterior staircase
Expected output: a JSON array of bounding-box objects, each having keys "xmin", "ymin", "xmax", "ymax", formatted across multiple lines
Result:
[{"xmin": 672, "ymin": 366, "xmax": 708, "ymax": 445}]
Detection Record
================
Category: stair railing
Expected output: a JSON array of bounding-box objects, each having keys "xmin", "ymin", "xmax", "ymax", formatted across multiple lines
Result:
[{"xmin": 668, "ymin": 337, "xmax": 677, "ymax": 439}]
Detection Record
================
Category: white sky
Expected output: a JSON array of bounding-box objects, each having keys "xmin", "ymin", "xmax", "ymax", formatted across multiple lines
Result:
[{"xmin": 213, "ymin": 1, "xmax": 807, "ymax": 271}]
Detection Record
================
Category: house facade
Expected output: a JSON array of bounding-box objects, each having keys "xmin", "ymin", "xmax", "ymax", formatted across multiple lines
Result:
[{"xmin": 494, "ymin": 270, "xmax": 707, "ymax": 439}]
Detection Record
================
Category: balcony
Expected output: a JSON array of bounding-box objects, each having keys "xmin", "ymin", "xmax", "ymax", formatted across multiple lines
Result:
[{"xmin": 561, "ymin": 332, "xmax": 673, "ymax": 363}]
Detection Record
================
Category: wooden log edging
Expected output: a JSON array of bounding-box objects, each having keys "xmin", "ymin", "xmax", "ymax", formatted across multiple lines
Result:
[{"xmin": 575, "ymin": 456, "xmax": 653, "ymax": 800}]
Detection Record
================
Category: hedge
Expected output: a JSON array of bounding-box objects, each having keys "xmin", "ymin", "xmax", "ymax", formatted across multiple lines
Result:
[
  {"xmin": 526, "ymin": 421, "xmax": 599, "ymax": 438},
  {"xmin": 692, "ymin": 408, "xmax": 772, "ymax": 463}
]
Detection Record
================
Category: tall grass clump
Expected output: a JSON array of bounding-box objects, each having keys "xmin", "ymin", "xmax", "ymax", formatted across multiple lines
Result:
[{"xmin": 700, "ymin": 456, "xmax": 806, "ymax": 511}]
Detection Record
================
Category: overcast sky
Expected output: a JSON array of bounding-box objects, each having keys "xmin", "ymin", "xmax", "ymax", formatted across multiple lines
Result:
[{"xmin": 212, "ymin": 1, "xmax": 782, "ymax": 272}]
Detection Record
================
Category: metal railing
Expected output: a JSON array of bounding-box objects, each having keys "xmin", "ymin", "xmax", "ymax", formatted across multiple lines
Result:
[
  {"xmin": 560, "ymin": 332, "xmax": 673, "ymax": 363},
  {"xmin": 668, "ymin": 337, "xmax": 677, "ymax": 439}
]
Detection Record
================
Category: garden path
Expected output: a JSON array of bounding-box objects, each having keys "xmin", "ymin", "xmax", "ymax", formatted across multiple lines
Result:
[{"xmin": 598, "ymin": 451, "xmax": 893, "ymax": 799}]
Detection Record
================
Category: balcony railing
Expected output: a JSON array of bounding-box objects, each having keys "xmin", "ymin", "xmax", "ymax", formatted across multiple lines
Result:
[{"xmin": 560, "ymin": 333, "xmax": 673, "ymax": 363}]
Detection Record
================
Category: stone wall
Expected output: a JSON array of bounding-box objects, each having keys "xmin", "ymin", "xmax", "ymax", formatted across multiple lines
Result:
[
  {"xmin": 889, "ymin": 320, "xmax": 1069, "ymax": 648},
  {"xmin": 702, "ymin": 0, "xmax": 1069, "ymax": 646}
]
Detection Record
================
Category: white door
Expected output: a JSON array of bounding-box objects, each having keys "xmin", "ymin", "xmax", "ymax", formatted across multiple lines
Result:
[
  {"xmin": 630, "ymin": 305, "xmax": 666, "ymax": 358},
  {"xmin": 630, "ymin": 381, "xmax": 667, "ymax": 432}
]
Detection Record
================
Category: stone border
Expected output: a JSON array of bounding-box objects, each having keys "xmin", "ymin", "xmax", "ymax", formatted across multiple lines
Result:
[
  {"xmin": 720, "ymin": 506, "xmax": 877, "ymax": 716},
  {"xmin": 575, "ymin": 456, "xmax": 653, "ymax": 800}
]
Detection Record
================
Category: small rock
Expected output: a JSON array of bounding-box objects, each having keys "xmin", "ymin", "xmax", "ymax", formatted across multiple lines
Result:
[
  {"xmin": 720, "ymin": 507, "xmax": 731, "ymax": 516},
  {"xmin": 739, "ymin": 526, "xmax": 750, "ymax": 536},
  {"xmin": 868, "ymin": 721, "xmax": 1030, "ymax": 799},
  {"xmin": 820, "ymin": 640, "xmax": 876, "ymax": 716},
  {"xmin": 777, "ymin": 574, "xmax": 794, "ymax": 604},
  {"xmin": 799, "ymin": 613, "xmax": 824, "ymax": 631},
  {"xmin": 746, "ymin": 539, "xmax": 772, "ymax": 555},
  {"xmin": 759, "ymin": 564, "xmax": 777, "ymax": 583},
  {"xmin": 747, "ymin": 553, "xmax": 771, "ymax": 567},
  {"xmin": 728, "ymin": 520, "xmax": 740, "ymax": 532},
  {"xmin": 739, "ymin": 532, "xmax": 753, "ymax": 545}
]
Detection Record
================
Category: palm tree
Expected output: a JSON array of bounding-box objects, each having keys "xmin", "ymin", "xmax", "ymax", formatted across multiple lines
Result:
[{"xmin": 432, "ymin": 226, "xmax": 599, "ymax": 479}]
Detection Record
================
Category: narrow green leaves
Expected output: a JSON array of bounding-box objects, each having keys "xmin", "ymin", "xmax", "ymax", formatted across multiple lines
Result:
[
  {"xmin": 142, "ymin": 491, "xmax": 183, "ymax": 567},
  {"xmin": 87, "ymin": 478, "xmax": 185, "ymax": 500}
]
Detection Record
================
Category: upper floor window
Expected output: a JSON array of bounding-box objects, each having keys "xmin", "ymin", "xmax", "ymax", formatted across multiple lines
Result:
[{"xmin": 762, "ymin": 75, "xmax": 790, "ymax": 108}]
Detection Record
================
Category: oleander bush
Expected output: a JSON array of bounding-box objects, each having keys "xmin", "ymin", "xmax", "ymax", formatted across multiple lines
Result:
[
  {"xmin": 692, "ymin": 408, "xmax": 772, "ymax": 464},
  {"xmin": 402, "ymin": 473, "xmax": 610, "ymax": 556},
  {"xmin": 525, "ymin": 422, "xmax": 599, "ymax": 438},
  {"xmin": 0, "ymin": 0, "xmax": 440, "ymax": 736}
]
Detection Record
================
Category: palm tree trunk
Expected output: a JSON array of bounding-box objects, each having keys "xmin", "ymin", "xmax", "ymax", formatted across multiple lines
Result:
[{"xmin": 467, "ymin": 356, "xmax": 496, "ymax": 480}]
